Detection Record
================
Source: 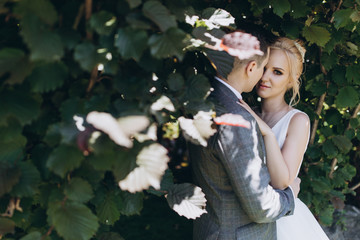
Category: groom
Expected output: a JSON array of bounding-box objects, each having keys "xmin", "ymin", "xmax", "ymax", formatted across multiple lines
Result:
[{"xmin": 189, "ymin": 30, "xmax": 300, "ymax": 240}]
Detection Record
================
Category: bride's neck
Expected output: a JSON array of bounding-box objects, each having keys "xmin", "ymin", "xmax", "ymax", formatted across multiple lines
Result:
[{"xmin": 260, "ymin": 97, "xmax": 289, "ymax": 115}]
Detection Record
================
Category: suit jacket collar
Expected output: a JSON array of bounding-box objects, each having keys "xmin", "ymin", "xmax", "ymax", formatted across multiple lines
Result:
[{"xmin": 214, "ymin": 76, "xmax": 243, "ymax": 100}]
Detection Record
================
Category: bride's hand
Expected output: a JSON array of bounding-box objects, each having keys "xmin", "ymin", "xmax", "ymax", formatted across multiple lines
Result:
[{"xmin": 238, "ymin": 99, "xmax": 272, "ymax": 136}]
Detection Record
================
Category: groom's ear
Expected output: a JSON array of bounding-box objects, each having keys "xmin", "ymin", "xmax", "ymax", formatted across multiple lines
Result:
[{"xmin": 245, "ymin": 60, "xmax": 257, "ymax": 77}]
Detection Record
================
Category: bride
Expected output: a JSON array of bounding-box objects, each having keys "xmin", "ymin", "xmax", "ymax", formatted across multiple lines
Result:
[{"xmin": 239, "ymin": 37, "xmax": 329, "ymax": 239}]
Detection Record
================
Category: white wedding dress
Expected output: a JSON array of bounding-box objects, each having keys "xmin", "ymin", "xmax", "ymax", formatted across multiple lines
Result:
[{"xmin": 272, "ymin": 109, "xmax": 329, "ymax": 240}]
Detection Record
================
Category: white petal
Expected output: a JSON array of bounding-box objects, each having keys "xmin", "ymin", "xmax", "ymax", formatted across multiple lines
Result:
[{"xmin": 214, "ymin": 113, "xmax": 251, "ymax": 128}]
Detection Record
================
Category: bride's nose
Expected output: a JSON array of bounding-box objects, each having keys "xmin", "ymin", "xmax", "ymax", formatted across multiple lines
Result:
[{"xmin": 261, "ymin": 68, "xmax": 270, "ymax": 81}]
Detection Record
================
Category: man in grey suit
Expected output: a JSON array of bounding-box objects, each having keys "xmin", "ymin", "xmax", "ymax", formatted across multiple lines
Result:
[{"xmin": 189, "ymin": 31, "xmax": 300, "ymax": 239}]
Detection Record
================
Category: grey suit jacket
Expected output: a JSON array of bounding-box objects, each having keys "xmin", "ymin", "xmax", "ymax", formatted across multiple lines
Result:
[{"xmin": 190, "ymin": 80, "xmax": 295, "ymax": 240}]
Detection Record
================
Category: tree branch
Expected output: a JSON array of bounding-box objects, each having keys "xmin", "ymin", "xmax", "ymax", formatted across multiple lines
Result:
[
  {"xmin": 310, "ymin": 93, "xmax": 326, "ymax": 145},
  {"xmin": 73, "ymin": 4, "xmax": 84, "ymax": 30},
  {"xmin": 85, "ymin": 0, "xmax": 93, "ymax": 40},
  {"xmin": 350, "ymin": 182, "xmax": 360, "ymax": 191},
  {"xmin": 330, "ymin": 0, "xmax": 344, "ymax": 23},
  {"xmin": 328, "ymin": 158, "xmax": 337, "ymax": 179},
  {"xmin": 346, "ymin": 103, "xmax": 360, "ymax": 130}
]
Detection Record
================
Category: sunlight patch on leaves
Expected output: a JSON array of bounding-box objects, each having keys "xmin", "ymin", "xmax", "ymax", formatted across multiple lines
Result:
[
  {"xmin": 86, "ymin": 112, "xmax": 149, "ymax": 148},
  {"xmin": 166, "ymin": 183, "xmax": 207, "ymax": 219},
  {"xmin": 119, "ymin": 143, "xmax": 169, "ymax": 193},
  {"xmin": 178, "ymin": 111, "xmax": 216, "ymax": 147}
]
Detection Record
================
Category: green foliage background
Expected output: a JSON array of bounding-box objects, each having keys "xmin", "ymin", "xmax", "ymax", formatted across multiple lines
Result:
[{"xmin": 0, "ymin": 0, "xmax": 359, "ymax": 239}]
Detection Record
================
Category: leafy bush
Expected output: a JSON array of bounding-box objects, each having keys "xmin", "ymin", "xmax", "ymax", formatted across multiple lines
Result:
[{"xmin": 0, "ymin": 0, "xmax": 359, "ymax": 239}]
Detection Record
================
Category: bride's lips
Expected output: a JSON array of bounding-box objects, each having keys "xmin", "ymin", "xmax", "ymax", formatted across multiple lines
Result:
[{"xmin": 258, "ymin": 83, "xmax": 270, "ymax": 89}]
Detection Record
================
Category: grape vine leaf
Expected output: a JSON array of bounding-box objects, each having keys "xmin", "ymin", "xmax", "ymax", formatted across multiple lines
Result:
[
  {"xmin": 148, "ymin": 28, "xmax": 188, "ymax": 61},
  {"xmin": 345, "ymin": 65, "xmax": 360, "ymax": 84},
  {"xmin": 167, "ymin": 73, "xmax": 185, "ymax": 91},
  {"xmin": 333, "ymin": 9, "xmax": 354, "ymax": 29},
  {"xmin": 96, "ymin": 193, "xmax": 120, "ymax": 225},
  {"xmin": 269, "ymin": 0, "xmax": 291, "ymax": 17},
  {"xmin": 302, "ymin": 25, "xmax": 331, "ymax": 47},
  {"xmin": 0, "ymin": 48, "xmax": 32, "ymax": 85},
  {"xmin": 64, "ymin": 177, "xmax": 94, "ymax": 203},
  {"xmin": 126, "ymin": 0, "xmax": 141, "ymax": 9},
  {"xmin": 89, "ymin": 11, "xmax": 116, "ymax": 36},
  {"xmin": 14, "ymin": 0, "xmax": 58, "ymax": 26},
  {"xmin": 19, "ymin": 15, "xmax": 64, "ymax": 61},
  {"xmin": 335, "ymin": 86, "xmax": 359, "ymax": 108},
  {"xmin": 118, "ymin": 191, "xmax": 144, "ymax": 216},
  {"xmin": 115, "ymin": 28, "xmax": 148, "ymax": 61},
  {"xmin": 47, "ymin": 201, "xmax": 99, "ymax": 240},
  {"xmin": 27, "ymin": 61, "xmax": 68, "ymax": 93},
  {"xmin": 11, "ymin": 161, "xmax": 41, "ymax": 197},
  {"xmin": 142, "ymin": 1, "xmax": 177, "ymax": 32},
  {"xmin": 332, "ymin": 135, "xmax": 352, "ymax": 153},
  {"xmin": 46, "ymin": 145, "xmax": 84, "ymax": 178},
  {"xmin": 20, "ymin": 231, "xmax": 42, "ymax": 240}
]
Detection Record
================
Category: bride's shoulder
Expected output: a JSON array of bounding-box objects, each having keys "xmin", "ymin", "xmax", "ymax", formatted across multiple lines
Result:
[{"xmin": 289, "ymin": 109, "xmax": 310, "ymax": 128}]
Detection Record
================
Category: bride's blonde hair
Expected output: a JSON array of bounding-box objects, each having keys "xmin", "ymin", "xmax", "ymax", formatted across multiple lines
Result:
[{"xmin": 271, "ymin": 38, "xmax": 306, "ymax": 106}]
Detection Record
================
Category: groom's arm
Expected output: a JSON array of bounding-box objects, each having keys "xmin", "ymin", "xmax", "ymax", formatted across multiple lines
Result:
[{"xmin": 215, "ymin": 119, "xmax": 295, "ymax": 223}]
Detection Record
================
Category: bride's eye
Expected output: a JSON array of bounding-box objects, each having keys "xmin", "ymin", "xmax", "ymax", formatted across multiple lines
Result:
[{"xmin": 274, "ymin": 69, "xmax": 282, "ymax": 75}]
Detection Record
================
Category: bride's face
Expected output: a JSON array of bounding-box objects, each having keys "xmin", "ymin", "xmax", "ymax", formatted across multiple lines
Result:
[{"xmin": 256, "ymin": 49, "xmax": 291, "ymax": 99}]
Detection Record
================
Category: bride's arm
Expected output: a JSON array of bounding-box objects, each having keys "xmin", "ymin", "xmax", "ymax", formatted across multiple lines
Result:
[{"xmin": 239, "ymin": 100, "xmax": 310, "ymax": 190}]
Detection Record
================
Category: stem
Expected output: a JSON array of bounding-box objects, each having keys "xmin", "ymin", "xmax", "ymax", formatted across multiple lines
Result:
[
  {"xmin": 309, "ymin": 93, "xmax": 326, "ymax": 145},
  {"xmin": 330, "ymin": 0, "xmax": 344, "ymax": 23},
  {"xmin": 73, "ymin": 4, "xmax": 84, "ymax": 30},
  {"xmin": 43, "ymin": 226, "xmax": 54, "ymax": 239},
  {"xmin": 346, "ymin": 103, "xmax": 360, "ymax": 130},
  {"xmin": 86, "ymin": 65, "xmax": 99, "ymax": 93},
  {"xmin": 85, "ymin": 0, "xmax": 93, "ymax": 40},
  {"xmin": 350, "ymin": 182, "xmax": 360, "ymax": 191},
  {"xmin": 328, "ymin": 158, "xmax": 337, "ymax": 179}
]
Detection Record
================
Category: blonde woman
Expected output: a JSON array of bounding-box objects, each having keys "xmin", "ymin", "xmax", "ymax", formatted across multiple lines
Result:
[{"xmin": 240, "ymin": 37, "xmax": 329, "ymax": 239}]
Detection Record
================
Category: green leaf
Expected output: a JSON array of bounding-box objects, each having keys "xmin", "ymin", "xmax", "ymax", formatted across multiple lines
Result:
[
  {"xmin": 148, "ymin": 28, "xmax": 188, "ymax": 60},
  {"xmin": 118, "ymin": 191, "xmax": 143, "ymax": 216},
  {"xmin": 143, "ymin": 1, "xmax": 177, "ymax": 32},
  {"xmin": 311, "ymin": 178, "xmax": 331, "ymax": 193},
  {"xmin": 115, "ymin": 28, "xmax": 148, "ymax": 61},
  {"xmin": 90, "ymin": 11, "xmax": 116, "ymax": 36},
  {"xmin": 98, "ymin": 232, "xmax": 125, "ymax": 240},
  {"xmin": 15, "ymin": 0, "xmax": 58, "ymax": 26},
  {"xmin": 0, "ymin": 90, "xmax": 41, "ymax": 126},
  {"xmin": 0, "ymin": 217, "xmax": 15, "ymax": 235},
  {"xmin": 350, "ymin": 118, "xmax": 360, "ymax": 129},
  {"xmin": 0, "ymin": 120, "xmax": 27, "ymax": 162},
  {"xmin": 345, "ymin": 65, "xmax": 360, "ymax": 84},
  {"xmin": 0, "ymin": 163, "xmax": 21, "ymax": 197},
  {"xmin": 64, "ymin": 177, "xmax": 94, "ymax": 203},
  {"xmin": 47, "ymin": 201, "xmax": 99, "ymax": 240},
  {"xmin": 335, "ymin": 86, "xmax": 359, "ymax": 108},
  {"xmin": 332, "ymin": 66, "xmax": 347, "ymax": 85},
  {"xmin": 0, "ymin": 48, "xmax": 33, "ymax": 85},
  {"xmin": 320, "ymin": 52, "xmax": 338, "ymax": 72},
  {"xmin": 59, "ymin": 97, "xmax": 85, "ymax": 123},
  {"xmin": 269, "ymin": 0, "xmax": 290, "ymax": 17},
  {"xmin": 302, "ymin": 25, "xmax": 331, "ymax": 47},
  {"xmin": 204, "ymin": 49, "xmax": 234, "ymax": 80},
  {"xmin": 167, "ymin": 73, "xmax": 185, "ymax": 91},
  {"xmin": 27, "ymin": 62, "xmax": 68, "ymax": 93},
  {"xmin": 350, "ymin": 10, "xmax": 360, "ymax": 22},
  {"xmin": 20, "ymin": 15, "xmax": 64, "ymax": 61},
  {"xmin": 318, "ymin": 205, "xmax": 334, "ymax": 225},
  {"xmin": 289, "ymin": 0, "xmax": 310, "ymax": 18},
  {"xmin": 126, "ymin": 0, "xmax": 141, "ymax": 9},
  {"xmin": 74, "ymin": 42, "xmax": 100, "ymax": 71},
  {"xmin": 20, "ymin": 231, "xmax": 42, "ymax": 240},
  {"xmin": 332, "ymin": 135, "xmax": 352, "ymax": 153},
  {"xmin": 96, "ymin": 193, "xmax": 120, "ymax": 225},
  {"xmin": 321, "ymin": 140, "xmax": 338, "ymax": 158},
  {"xmin": 248, "ymin": 0, "xmax": 269, "ymax": 15},
  {"xmin": 185, "ymin": 74, "xmax": 211, "ymax": 101},
  {"xmin": 11, "ymin": 161, "xmax": 41, "ymax": 197},
  {"xmin": 333, "ymin": 9, "xmax": 354, "ymax": 29},
  {"xmin": 47, "ymin": 145, "xmax": 84, "ymax": 178}
]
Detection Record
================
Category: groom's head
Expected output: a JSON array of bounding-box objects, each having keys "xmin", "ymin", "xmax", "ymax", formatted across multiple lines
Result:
[{"xmin": 226, "ymin": 30, "xmax": 272, "ymax": 93}]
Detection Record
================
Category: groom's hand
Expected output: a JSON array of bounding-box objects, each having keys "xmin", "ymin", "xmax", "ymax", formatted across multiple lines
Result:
[{"xmin": 289, "ymin": 177, "xmax": 301, "ymax": 198}]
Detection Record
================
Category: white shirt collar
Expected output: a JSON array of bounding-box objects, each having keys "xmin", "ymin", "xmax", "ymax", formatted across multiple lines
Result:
[{"xmin": 214, "ymin": 76, "xmax": 242, "ymax": 100}]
